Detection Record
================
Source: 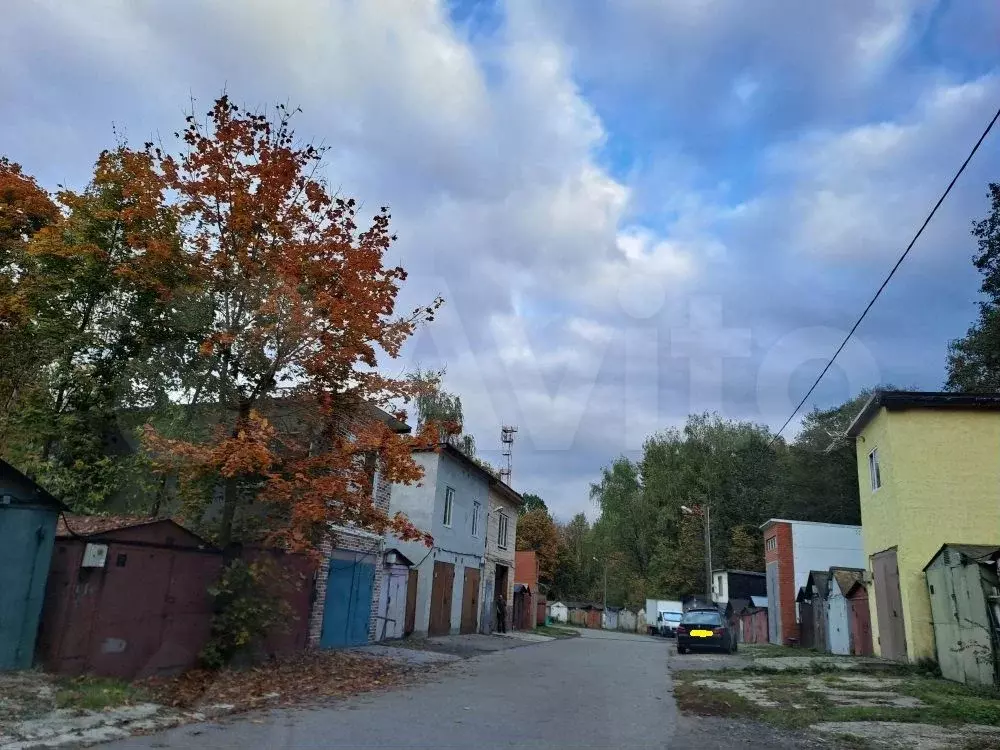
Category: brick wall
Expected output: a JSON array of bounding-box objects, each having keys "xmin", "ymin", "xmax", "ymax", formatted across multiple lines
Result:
[
  {"xmin": 764, "ymin": 522, "xmax": 797, "ymax": 644},
  {"xmin": 482, "ymin": 489, "xmax": 517, "ymax": 632},
  {"xmin": 515, "ymin": 550, "xmax": 538, "ymax": 589},
  {"xmin": 307, "ymin": 467, "xmax": 393, "ymax": 648}
]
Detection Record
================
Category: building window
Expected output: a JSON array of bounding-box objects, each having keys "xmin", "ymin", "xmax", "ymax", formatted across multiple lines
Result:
[
  {"xmin": 765, "ymin": 536, "xmax": 777, "ymax": 552},
  {"xmin": 472, "ymin": 501, "xmax": 481, "ymax": 537},
  {"xmin": 498, "ymin": 512, "xmax": 509, "ymax": 549},
  {"xmin": 443, "ymin": 486, "xmax": 454, "ymax": 527},
  {"xmin": 868, "ymin": 447, "xmax": 881, "ymax": 492}
]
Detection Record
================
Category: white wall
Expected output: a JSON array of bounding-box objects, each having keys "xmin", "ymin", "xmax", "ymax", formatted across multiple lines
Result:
[{"xmin": 791, "ymin": 523, "xmax": 864, "ymax": 595}]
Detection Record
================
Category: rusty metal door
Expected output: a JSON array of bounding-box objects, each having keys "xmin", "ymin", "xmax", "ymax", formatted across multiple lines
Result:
[
  {"xmin": 872, "ymin": 549, "xmax": 907, "ymax": 661},
  {"xmin": 460, "ymin": 567, "xmax": 480, "ymax": 634},
  {"xmin": 849, "ymin": 589, "xmax": 874, "ymax": 656},
  {"xmin": 404, "ymin": 569, "xmax": 418, "ymax": 636},
  {"xmin": 429, "ymin": 561, "xmax": 454, "ymax": 636}
]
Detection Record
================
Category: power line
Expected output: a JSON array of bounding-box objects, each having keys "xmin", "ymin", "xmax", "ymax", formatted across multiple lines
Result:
[{"xmin": 770, "ymin": 104, "xmax": 1000, "ymax": 445}]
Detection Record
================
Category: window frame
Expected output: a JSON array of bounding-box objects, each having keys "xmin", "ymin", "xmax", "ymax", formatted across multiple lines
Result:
[
  {"xmin": 472, "ymin": 501, "xmax": 481, "ymax": 537},
  {"xmin": 498, "ymin": 511, "xmax": 509, "ymax": 550},
  {"xmin": 868, "ymin": 447, "xmax": 881, "ymax": 492},
  {"xmin": 443, "ymin": 486, "xmax": 455, "ymax": 527},
  {"xmin": 765, "ymin": 535, "xmax": 777, "ymax": 552}
]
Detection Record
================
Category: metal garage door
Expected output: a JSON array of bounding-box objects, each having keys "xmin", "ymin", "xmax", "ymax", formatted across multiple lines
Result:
[
  {"xmin": 320, "ymin": 559, "xmax": 374, "ymax": 648},
  {"xmin": 766, "ymin": 561, "xmax": 781, "ymax": 644}
]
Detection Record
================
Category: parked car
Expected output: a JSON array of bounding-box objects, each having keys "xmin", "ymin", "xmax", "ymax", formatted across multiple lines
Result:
[
  {"xmin": 675, "ymin": 608, "xmax": 736, "ymax": 654},
  {"xmin": 656, "ymin": 609, "xmax": 683, "ymax": 637}
]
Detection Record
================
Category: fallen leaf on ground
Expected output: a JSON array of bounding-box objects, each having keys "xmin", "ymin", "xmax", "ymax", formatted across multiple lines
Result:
[{"xmin": 141, "ymin": 651, "xmax": 414, "ymax": 712}]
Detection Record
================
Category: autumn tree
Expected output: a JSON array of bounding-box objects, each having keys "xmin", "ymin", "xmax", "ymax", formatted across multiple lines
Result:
[
  {"xmin": 0, "ymin": 158, "xmax": 58, "ymax": 448},
  {"xmin": 142, "ymin": 97, "xmax": 440, "ymax": 551},
  {"xmin": 516, "ymin": 507, "xmax": 560, "ymax": 585},
  {"xmin": 0, "ymin": 151, "xmax": 186, "ymax": 510}
]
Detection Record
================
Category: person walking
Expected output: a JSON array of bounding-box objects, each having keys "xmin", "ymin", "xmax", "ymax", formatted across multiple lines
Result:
[{"xmin": 495, "ymin": 591, "xmax": 507, "ymax": 633}]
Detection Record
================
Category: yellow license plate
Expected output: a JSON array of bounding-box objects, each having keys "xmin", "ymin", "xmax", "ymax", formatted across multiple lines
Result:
[{"xmin": 690, "ymin": 629, "xmax": 714, "ymax": 637}]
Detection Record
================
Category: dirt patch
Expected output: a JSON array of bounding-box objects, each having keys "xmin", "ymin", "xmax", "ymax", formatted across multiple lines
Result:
[
  {"xmin": 815, "ymin": 721, "xmax": 1000, "ymax": 750},
  {"xmin": 674, "ymin": 663, "xmax": 1000, "ymax": 746},
  {"xmin": 805, "ymin": 676, "xmax": 924, "ymax": 709},
  {"xmin": 692, "ymin": 677, "xmax": 778, "ymax": 708}
]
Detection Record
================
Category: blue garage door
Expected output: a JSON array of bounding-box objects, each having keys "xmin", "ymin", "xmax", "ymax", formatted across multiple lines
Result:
[
  {"xmin": 0, "ymin": 506, "xmax": 56, "ymax": 669},
  {"xmin": 320, "ymin": 559, "xmax": 375, "ymax": 648}
]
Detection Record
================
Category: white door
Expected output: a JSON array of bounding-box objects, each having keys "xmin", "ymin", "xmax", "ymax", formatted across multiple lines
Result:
[{"xmin": 380, "ymin": 566, "xmax": 409, "ymax": 640}]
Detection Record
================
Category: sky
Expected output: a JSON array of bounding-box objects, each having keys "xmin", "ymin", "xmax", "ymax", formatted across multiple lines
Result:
[{"xmin": 3, "ymin": 0, "xmax": 999, "ymax": 521}]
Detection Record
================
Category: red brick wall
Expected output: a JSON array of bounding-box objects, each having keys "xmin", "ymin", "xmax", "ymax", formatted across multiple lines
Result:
[
  {"xmin": 514, "ymin": 550, "xmax": 538, "ymax": 589},
  {"xmin": 764, "ymin": 522, "xmax": 797, "ymax": 644}
]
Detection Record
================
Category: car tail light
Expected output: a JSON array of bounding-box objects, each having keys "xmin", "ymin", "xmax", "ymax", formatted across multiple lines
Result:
[
  {"xmin": 713, "ymin": 627, "xmax": 724, "ymax": 635},
  {"xmin": 676, "ymin": 625, "xmax": 687, "ymax": 634}
]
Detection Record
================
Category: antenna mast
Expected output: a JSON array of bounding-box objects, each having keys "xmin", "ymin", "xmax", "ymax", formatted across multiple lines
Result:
[{"xmin": 500, "ymin": 425, "xmax": 517, "ymax": 485}]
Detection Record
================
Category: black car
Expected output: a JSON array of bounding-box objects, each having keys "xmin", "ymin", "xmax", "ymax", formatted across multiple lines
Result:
[{"xmin": 675, "ymin": 608, "xmax": 736, "ymax": 654}]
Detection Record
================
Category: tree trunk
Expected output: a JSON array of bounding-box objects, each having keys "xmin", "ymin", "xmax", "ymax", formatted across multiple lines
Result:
[{"xmin": 219, "ymin": 475, "xmax": 239, "ymax": 549}]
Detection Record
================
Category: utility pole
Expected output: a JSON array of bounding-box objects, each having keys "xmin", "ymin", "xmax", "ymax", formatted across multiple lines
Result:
[
  {"xmin": 682, "ymin": 503, "xmax": 713, "ymax": 604},
  {"xmin": 703, "ymin": 504, "xmax": 713, "ymax": 604},
  {"xmin": 593, "ymin": 556, "xmax": 608, "ymax": 612},
  {"xmin": 603, "ymin": 562, "xmax": 608, "ymax": 612}
]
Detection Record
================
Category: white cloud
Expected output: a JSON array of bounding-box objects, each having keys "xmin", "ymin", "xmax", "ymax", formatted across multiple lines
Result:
[{"xmin": 758, "ymin": 73, "xmax": 1000, "ymax": 260}]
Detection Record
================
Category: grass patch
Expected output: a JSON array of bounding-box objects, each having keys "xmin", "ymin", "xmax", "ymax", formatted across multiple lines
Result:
[
  {"xmin": 55, "ymin": 676, "xmax": 148, "ymax": 711},
  {"xmin": 673, "ymin": 669, "xmax": 1000, "ymax": 731},
  {"xmin": 534, "ymin": 625, "xmax": 579, "ymax": 638}
]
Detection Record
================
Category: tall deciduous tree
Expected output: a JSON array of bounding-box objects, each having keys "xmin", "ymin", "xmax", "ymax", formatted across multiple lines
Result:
[
  {"xmin": 407, "ymin": 367, "xmax": 475, "ymax": 457},
  {"xmin": 143, "ymin": 97, "xmax": 440, "ymax": 551},
  {"xmin": 0, "ymin": 158, "xmax": 58, "ymax": 448},
  {"xmin": 516, "ymin": 507, "xmax": 560, "ymax": 585},
  {"xmin": 948, "ymin": 183, "xmax": 1000, "ymax": 391},
  {"xmin": 726, "ymin": 525, "xmax": 763, "ymax": 572},
  {"xmin": 519, "ymin": 492, "xmax": 547, "ymax": 516},
  {"xmin": 1, "ymin": 150, "xmax": 186, "ymax": 510}
]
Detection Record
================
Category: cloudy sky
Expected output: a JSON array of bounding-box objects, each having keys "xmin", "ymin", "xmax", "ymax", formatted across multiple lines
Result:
[{"xmin": 3, "ymin": 0, "xmax": 999, "ymax": 520}]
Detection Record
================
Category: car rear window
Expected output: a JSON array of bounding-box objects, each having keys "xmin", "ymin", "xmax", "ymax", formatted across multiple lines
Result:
[{"xmin": 681, "ymin": 610, "xmax": 722, "ymax": 626}]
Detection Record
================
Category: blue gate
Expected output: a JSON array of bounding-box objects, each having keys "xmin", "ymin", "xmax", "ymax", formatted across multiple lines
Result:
[
  {"xmin": 0, "ymin": 505, "xmax": 58, "ymax": 669},
  {"xmin": 320, "ymin": 559, "xmax": 375, "ymax": 648}
]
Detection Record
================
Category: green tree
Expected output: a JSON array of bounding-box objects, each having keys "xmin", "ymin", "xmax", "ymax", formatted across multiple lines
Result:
[
  {"xmin": 948, "ymin": 183, "xmax": 1000, "ymax": 391},
  {"xmin": 775, "ymin": 391, "xmax": 875, "ymax": 526},
  {"xmin": 407, "ymin": 367, "xmax": 475, "ymax": 456},
  {"xmin": 1, "ymin": 149, "xmax": 186, "ymax": 512},
  {"xmin": 726, "ymin": 524, "xmax": 763, "ymax": 572},
  {"xmin": 519, "ymin": 492, "xmax": 547, "ymax": 516}
]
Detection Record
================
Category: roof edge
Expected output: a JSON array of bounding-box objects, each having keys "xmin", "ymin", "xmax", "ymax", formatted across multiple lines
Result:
[{"xmin": 847, "ymin": 390, "xmax": 1000, "ymax": 438}]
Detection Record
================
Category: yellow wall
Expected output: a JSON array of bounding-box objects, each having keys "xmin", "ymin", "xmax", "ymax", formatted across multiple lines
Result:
[{"xmin": 856, "ymin": 408, "xmax": 1000, "ymax": 661}]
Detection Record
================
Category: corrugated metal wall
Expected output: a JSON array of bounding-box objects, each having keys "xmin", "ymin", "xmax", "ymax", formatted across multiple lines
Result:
[{"xmin": 927, "ymin": 554, "xmax": 997, "ymax": 687}]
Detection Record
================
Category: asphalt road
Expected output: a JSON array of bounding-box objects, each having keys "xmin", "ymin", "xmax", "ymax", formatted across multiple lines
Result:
[{"xmin": 105, "ymin": 630, "xmax": 817, "ymax": 749}]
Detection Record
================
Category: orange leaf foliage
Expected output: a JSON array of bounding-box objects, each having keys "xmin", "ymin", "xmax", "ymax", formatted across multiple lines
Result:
[{"xmin": 140, "ymin": 96, "xmax": 442, "ymax": 552}]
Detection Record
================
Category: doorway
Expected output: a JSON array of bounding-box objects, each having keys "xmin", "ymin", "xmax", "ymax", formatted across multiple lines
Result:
[{"xmin": 872, "ymin": 548, "xmax": 907, "ymax": 661}]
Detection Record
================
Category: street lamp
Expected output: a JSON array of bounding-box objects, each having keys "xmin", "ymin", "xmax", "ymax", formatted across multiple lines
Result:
[
  {"xmin": 592, "ymin": 556, "xmax": 607, "ymax": 612},
  {"xmin": 681, "ymin": 504, "xmax": 712, "ymax": 603}
]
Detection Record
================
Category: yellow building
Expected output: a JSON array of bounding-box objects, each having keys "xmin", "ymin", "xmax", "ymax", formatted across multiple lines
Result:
[{"xmin": 846, "ymin": 391, "xmax": 1000, "ymax": 662}]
